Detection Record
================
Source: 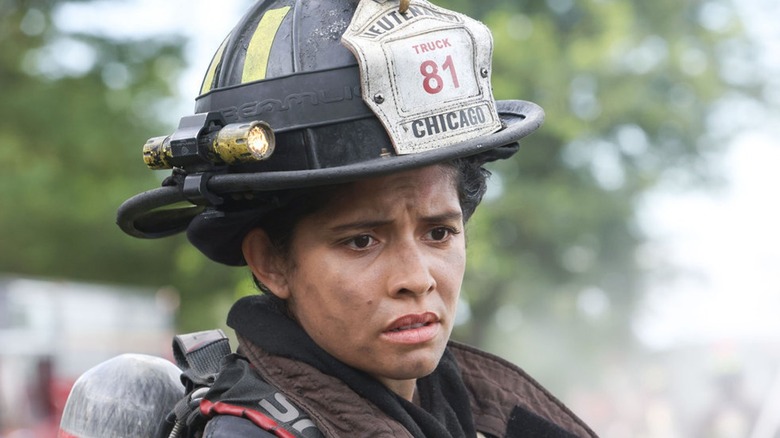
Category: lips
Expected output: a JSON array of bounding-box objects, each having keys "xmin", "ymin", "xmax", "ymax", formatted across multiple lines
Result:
[
  {"xmin": 385, "ymin": 312, "xmax": 439, "ymax": 332},
  {"xmin": 381, "ymin": 312, "xmax": 441, "ymax": 345}
]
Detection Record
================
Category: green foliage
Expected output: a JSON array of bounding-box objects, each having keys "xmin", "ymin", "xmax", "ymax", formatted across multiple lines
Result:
[{"xmin": 0, "ymin": 2, "xmax": 245, "ymax": 331}]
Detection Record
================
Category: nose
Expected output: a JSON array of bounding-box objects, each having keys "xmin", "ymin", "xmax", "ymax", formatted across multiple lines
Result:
[{"xmin": 386, "ymin": 239, "xmax": 436, "ymax": 297}]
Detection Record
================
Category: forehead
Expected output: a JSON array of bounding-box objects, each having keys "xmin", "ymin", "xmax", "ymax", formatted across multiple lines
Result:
[{"xmin": 311, "ymin": 165, "xmax": 459, "ymax": 220}]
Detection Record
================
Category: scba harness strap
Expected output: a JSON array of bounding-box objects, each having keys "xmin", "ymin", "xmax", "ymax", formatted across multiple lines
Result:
[{"xmin": 165, "ymin": 329, "xmax": 322, "ymax": 438}]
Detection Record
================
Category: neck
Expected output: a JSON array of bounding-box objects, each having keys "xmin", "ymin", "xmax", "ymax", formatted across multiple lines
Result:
[{"xmin": 378, "ymin": 377, "xmax": 417, "ymax": 401}]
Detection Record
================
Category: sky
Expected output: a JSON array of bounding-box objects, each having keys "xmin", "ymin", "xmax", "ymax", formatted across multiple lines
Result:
[{"xmin": 51, "ymin": 0, "xmax": 780, "ymax": 351}]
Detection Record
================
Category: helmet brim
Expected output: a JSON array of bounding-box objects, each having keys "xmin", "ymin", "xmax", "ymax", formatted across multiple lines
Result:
[{"xmin": 117, "ymin": 99, "xmax": 543, "ymax": 265}]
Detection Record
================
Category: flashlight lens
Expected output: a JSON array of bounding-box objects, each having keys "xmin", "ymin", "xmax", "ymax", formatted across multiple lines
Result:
[
  {"xmin": 247, "ymin": 124, "xmax": 272, "ymax": 159},
  {"xmin": 213, "ymin": 121, "xmax": 275, "ymax": 165}
]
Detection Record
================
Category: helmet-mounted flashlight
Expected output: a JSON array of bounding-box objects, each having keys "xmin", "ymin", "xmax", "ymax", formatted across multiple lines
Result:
[{"xmin": 143, "ymin": 112, "xmax": 275, "ymax": 170}]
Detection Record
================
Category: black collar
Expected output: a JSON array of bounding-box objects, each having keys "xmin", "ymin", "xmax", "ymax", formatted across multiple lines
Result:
[{"xmin": 228, "ymin": 294, "xmax": 477, "ymax": 438}]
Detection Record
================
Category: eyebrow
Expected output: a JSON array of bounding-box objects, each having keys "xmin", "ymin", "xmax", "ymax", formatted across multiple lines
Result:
[
  {"xmin": 423, "ymin": 211, "xmax": 464, "ymax": 224},
  {"xmin": 328, "ymin": 210, "xmax": 463, "ymax": 233}
]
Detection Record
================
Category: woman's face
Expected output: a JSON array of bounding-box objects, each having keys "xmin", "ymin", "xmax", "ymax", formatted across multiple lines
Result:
[{"xmin": 246, "ymin": 165, "xmax": 466, "ymax": 399}]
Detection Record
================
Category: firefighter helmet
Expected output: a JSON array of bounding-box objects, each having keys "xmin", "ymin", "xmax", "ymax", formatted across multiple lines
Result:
[{"xmin": 117, "ymin": 0, "xmax": 544, "ymax": 265}]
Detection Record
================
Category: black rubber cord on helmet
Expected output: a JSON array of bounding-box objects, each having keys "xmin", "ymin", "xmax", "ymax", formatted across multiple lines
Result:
[{"xmin": 116, "ymin": 186, "xmax": 203, "ymax": 239}]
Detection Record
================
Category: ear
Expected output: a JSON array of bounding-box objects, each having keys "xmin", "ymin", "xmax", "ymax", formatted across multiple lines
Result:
[{"xmin": 241, "ymin": 228, "xmax": 292, "ymax": 299}]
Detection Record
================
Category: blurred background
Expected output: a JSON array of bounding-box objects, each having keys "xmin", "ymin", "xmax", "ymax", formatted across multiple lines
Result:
[{"xmin": 1, "ymin": 0, "xmax": 778, "ymax": 436}]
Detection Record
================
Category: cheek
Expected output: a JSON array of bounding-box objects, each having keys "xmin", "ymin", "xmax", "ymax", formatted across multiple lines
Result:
[
  {"xmin": 444, "ymin": 242, "xmax": 467, "ymax": 282},
  {"xmin": 444, "ymin": 273, "xmax": 463, "ymax": 311},
  {"xmin": 287, "ymin": 268, "xmax": 368, "ymax": 338},
  {"xmin": 291, "ymin": 287, "xmax": 380, "ymax": 362},
  {"xmin": 442, "ymin": 245, "xmax": 466, "ymax": 307}
]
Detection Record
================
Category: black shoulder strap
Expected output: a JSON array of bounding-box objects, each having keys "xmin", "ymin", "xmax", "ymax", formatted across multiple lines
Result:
[
  {"xmin": 164, "ymin": 330, "xmax": 322, "ymax": 438},
  {"xmin": 173, "ymin": 329, "xmax": 232, "ymax": 389},
  {"xmin": 200, "ymin": 354, "xmax": 324, "ymax": 438},
  {"xmin": 162, "ymin": 329, "xmax": 233, "ymax": 438}
]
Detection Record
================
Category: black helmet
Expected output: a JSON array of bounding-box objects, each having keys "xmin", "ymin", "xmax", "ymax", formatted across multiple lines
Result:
[{"xmin": 117, "ymin": 0, "xmax": 544, "ymax": 266}]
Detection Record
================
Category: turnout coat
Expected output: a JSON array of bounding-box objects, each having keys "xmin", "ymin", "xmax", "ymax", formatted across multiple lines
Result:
[{"xmin": 194, "ymin": 295, "xmax": 597, "ymax": 438}]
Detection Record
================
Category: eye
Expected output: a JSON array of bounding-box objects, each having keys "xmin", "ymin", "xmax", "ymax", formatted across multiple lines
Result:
[
  {"xmin": 427, "ymin": 226, "xmax": 459, "ymax": 242},
  {"xmin": 345, "ymin": 234, "xmax": 376, "ymax": 250}
]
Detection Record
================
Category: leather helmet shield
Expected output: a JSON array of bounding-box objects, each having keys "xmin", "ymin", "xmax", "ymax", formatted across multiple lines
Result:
[{"xmin": 342, "ymin": 0, "xmax": 501, "ymax": 155}]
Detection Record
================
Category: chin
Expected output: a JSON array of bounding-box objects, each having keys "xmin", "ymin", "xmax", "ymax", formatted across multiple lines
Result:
[{"xmin": 389, "ymin": 352, "xmax": 443, "ymax": 379}]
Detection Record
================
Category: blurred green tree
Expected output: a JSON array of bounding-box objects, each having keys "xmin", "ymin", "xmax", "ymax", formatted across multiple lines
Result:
[{"xmin": 0, "ymin": 0, "xmax": 244, "ymax": 331}]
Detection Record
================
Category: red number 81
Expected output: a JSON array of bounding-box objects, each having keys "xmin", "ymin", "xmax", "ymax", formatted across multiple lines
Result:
[{"xmin": 420, "ymin": 55, "xmax": 460, "ymax": 95}]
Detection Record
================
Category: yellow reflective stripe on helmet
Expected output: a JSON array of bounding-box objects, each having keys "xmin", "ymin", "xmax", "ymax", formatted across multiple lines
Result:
[
  {"xmin": 201, "ymin": 35, "xmax": 230, "ymax": 95},
  {"xmin": 242, "ymin": 6, "xmax": 291, "ymax": 83}
]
